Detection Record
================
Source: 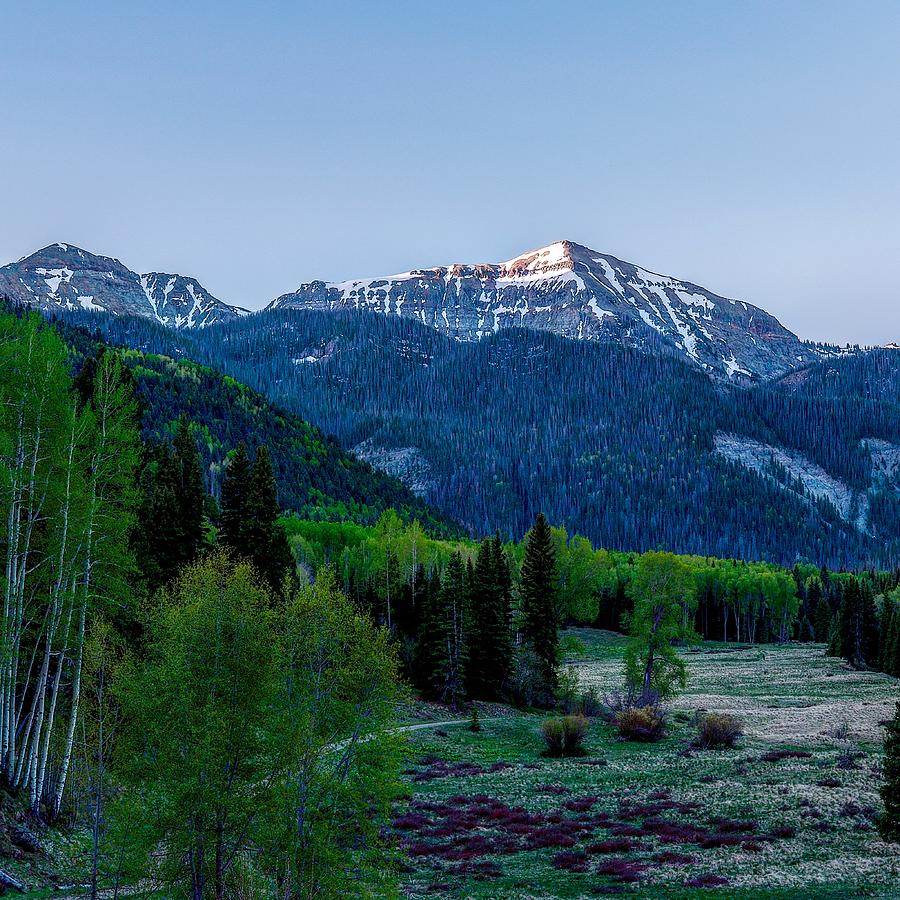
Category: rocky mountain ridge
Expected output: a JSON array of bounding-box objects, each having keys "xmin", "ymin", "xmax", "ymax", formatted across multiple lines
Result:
[
  {"xmin": 269, "ymin": 240, "xmax": 820, "ymax": 380},
  {"xmin": 0, "ymin": 243, "xmax": 246, "ymax": 328}
]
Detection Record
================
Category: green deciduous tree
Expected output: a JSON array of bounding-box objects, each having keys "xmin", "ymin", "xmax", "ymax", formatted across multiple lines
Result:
[
  {"xmin": 115, "ymin": 555, "xmax": 282, "ymax": 898},
  {"xmin": 624, "ymin": 552, "xmax": 697, "ymax": 705},
  {"xmin": 267, "ymin": 568, "xmax": 404, "ymax": 897}
]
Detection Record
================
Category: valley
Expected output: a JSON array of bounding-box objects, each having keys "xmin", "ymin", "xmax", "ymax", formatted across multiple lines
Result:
[{"xmin": 397, "ymin": 631, "xmax": 899, "ymax": 898}]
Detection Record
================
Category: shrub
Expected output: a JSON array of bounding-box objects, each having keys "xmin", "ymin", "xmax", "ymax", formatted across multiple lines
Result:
[
  {"xmin": 541, "ymin": 715, "xmax": 589, "ymax": 757},
  {"xmin": 760, "ymin": 749, "xmax": 812, "ymax": 763},
  {"xmin": 693, "ymin": 713, "xmax": 743, "ymax": 749},
  {"xmin": 580, "ymin": 686, "xmax": 603, "ymax": 718},
  {"xmin": 508, "ymin": 646, "xmax": 547, "ymax": 708},
  {"xmin": 826, "ymin": 720, "xmax": 851, "ymax": 740},
  {"xmin": 616, "ymin": 706, "xmax": 667, "ymax": 742},
  {"xmin": 469, "ymin": 707, "xmax": 481, "ymax": 733},
  {"xmin": 598, "ymin": 689, "xmax": 630, "ymax": 723},
  {"xmin": 555, "ymin": 666, "xmax": 582, "ymax": 714}
]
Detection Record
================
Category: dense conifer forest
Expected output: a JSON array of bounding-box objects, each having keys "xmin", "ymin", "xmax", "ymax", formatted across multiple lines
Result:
[
  {"xmin": 48, "ymin": 311, "xmax": 455, "ymax": 535},
  {"xmin": 53, "ymin": 306, "xmax": 900, "ymax": 568}
]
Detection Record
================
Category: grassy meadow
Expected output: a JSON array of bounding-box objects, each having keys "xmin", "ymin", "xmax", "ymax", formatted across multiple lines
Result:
[{"xmin": 394, "ymin": 631, "xmax": 900, "ymax": 898}]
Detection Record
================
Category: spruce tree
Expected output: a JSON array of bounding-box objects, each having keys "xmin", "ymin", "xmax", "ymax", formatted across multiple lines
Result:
[
  {"xmin": 520, "ymin": 512, "xmax": 559, "ymax": 701},
  {"xmin": 131, "ymin": 417, "xmax": 206, "ymax": 596},
  {"xmin": 879, "ymin": 701, "xmax": 900, "ymax": 842},
  {"xmin": 467, "ymin": 536, "xmax": 512, "ymax": 699},
  {"xmin": 247, "ymin": 445, "xmax": 293, "ymax": 594},
  {"xmin": 880, "ymin": 603, "xmax": 896, "ymax": 674},
  {"xmin": 861, "ymin": 581, "xmax": 880, "ymax": 668},
  {"xmin": 220, "ymin": 442, "xmax": 252, "ymax": 552},
  {"xmin": 172, "ymin": 414, "xmax": 207, "ymax": 563},
  {"xmin": 838, "ymin": 581, "xmax": 863, "ymax": 668},
  {"xmin": 813, "ymin": 596, "xmax": 832, "ymax": 644},
  {"xmin": 486, "ymin": 533, "xmax": 513, "ymax": 697},
  {"xmin": 889, "ymin": 610, "xmax": 900, "ymax": 678},
  {"xmin": 416, "ymin": 554, "xmax": 468, "ymax": 707}
]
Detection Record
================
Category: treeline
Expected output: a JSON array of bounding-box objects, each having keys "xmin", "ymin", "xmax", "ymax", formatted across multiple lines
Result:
[
  {"xmin": 286, "ymin": 512, "xmax": 900, "ymax": 660},
  {"xmin": 0, "ymin": 310, "xmax": 405, "ymax": 896}
]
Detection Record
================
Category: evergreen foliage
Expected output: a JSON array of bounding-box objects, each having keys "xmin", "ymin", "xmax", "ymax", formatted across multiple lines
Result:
[
  {"xmin": 467, "ymin": 535, "xmax": 513, "ymax": 699},
  {"xmin": 53, "ymin": 307, "xmax": 900, "ymax": 568},
  {"xmin": 879, "ymin": 701, "xmax": 900, "ymax": 843},
  {"xmin": 520, "ymin": 513, "xmax": 560, "ymax": 701}
]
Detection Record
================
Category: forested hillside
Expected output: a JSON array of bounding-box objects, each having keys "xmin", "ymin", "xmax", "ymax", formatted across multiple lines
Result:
[
  {"xmin": 53, "ymin": 314, "xmax": 455, "ymax": 534},
  {"xmin": 56, "ymin": 307, "xmax": 900, "ymax": 568}
]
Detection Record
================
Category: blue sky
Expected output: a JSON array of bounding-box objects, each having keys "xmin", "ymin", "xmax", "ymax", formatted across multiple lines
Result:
[{"xmin": 2, "ymin": 1, "xmax": 898, "ymax": 343}]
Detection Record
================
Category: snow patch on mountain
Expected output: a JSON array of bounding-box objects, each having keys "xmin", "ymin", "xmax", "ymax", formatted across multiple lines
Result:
[{"xmin": 270, "ymin": 240, "xmax": 816, "ymax": 380}]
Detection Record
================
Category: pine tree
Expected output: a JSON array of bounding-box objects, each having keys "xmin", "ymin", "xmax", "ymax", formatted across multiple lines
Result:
[
  {"xmin": 838, "ymin": 581, "xmax": 864, "ymax": 668},
  {"xmin": 520, "ymin": 513, "xmax": 559, "ymax": 701},
  {"xmin": 888, "ymin": 608, "xmax": 900, "ymax": 678},
  {"xmin": 861, "ymin": 581, "xmax": 880, "ymax": 668},
  {"xmin": 416, "ymin": 554, "xmax": 468, "ymax": 708},
  {"xmin": 220, "ymin": 442, "xmax": 252, "ymax": 552},
  {"xmin": 813, "ymin": 596, "xmax": 832, "ymax": 644},
  {"xmin": 172, "ymin": 414, "xmax": 207, "ymax": 563},
  {"xmin": 136, "ymin": 445, "xmax": 182, "ymax": 591},
  {"xmin": 880, "ymin": 603, "xmax": 896, "ymax": 673},
  {"xmin": 879, "ymin": 701, "xmax": 900, "ymax": 842},
  {"xmin": 467, "ymin": 537, "xmax": 512, "ymax": 699},
  {"xmin": 487, "ymin": 534, "xmax": 513, "ymax": 697},
  {"xmin": 246, "ymin": 445, "xmax": 293, "ymax": 594}
]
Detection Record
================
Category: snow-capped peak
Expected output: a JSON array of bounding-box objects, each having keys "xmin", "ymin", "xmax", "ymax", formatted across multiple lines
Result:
[
  {"xmin": 269, "ymin": 239, "xmax": 818, "ymax": 381},
  {"xmin": 0, "ymin": 243, "xmax": 245, "ymax": 330}
]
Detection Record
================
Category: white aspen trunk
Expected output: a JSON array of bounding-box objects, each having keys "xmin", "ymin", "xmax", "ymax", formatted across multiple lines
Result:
[
  {"xmin": 52, "ymin": 590, "xmax": 87, "ymax": 817},
  {"xmin": 33, "ymin": 419, "xmax": 79, "ymax": 811}
]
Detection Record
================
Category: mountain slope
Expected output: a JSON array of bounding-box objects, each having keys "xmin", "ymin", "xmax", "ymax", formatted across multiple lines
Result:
[
  {"xmin": 51, "ymin": 314, "xmax": 456, "ymax": 535},
  {"xmin": 55, "ymin": 306, "xmax": 900, "ymax": 567},
  {"xmin": 269, "ymin": 240, "xmax": 817, "ymax": 380},
  {"xmin": 0, "ymin": 243, "xmax": 245, "ymax": 328}
]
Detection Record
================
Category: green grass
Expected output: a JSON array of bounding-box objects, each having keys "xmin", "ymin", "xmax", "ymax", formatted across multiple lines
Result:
[{"xmin": 396, "ymin": 631, "xmax": 900, "ymax": 898}]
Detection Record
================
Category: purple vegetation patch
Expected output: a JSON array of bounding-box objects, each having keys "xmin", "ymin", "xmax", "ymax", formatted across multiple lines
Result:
[
  {"xmin": 553, "ymin": 849, "xmax": 591, "ymax": 872},
  {"xmin": 685, "ymin": 874, "xmax": 731, "ymax": 888},
  {"xmin": 760, "ymin": 749, "xmax": 813, "ymax": 763},
  {"xmin": 596, "ymin": 857, "xmax": 648, "ymax": 883}
]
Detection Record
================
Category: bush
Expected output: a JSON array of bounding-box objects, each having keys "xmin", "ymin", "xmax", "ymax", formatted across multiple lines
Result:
[
  {"xmin": 616, "ymin": 706, "xmax": 667, "ymax": 742},
  {"xmin": 597, "ymin": 689, "xmax": 630, "ymax": 723},
  {"xmin": 554, "ymin": 667, "xmax": 582, "ymax": 714},
  {"xmin": 508, "ymin": 646, "xmax": 548, "ymax": 708},
  {"xmin": 541, "ymin": 715, "xmax": 589, "ymax": 757},
  {"xmin": 580, "ymin": 686, "xmax": 602, "ymax": 718},
  {"xmin": 693, "ymin": 713, "xmax": 743, "ymax": 749}
]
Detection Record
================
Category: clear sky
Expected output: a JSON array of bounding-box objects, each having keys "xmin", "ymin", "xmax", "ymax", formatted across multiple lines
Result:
[{"xmin": 2, "ymin": 1, "xmax": 898, "ymax": 344}]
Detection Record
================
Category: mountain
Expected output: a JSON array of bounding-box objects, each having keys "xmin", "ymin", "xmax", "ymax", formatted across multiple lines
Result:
[
  {"xmin": 56, "ymin": 307, "xmax": 900, "ymax": 568},
  {"xmin": 0, "ymin": 243, "xmax": 246, "ymax": 328},
  {"xmin": 268, "ymin": 240, "xmax": 818, "ymax": 380},
  {"xmin": 50, "ymin": 313, "xmax": 456, "ymax": 535}
]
